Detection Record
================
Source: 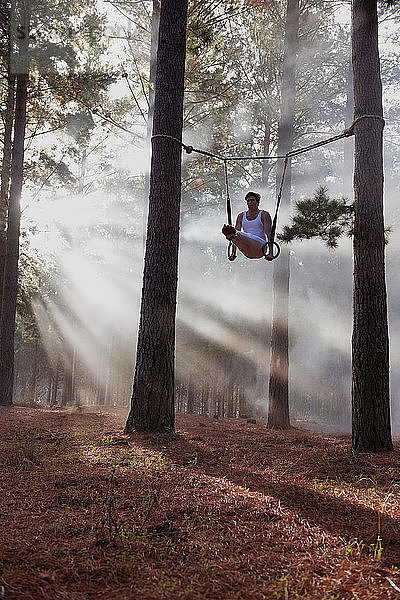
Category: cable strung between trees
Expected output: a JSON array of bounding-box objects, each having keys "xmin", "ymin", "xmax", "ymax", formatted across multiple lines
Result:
[{"xmin": 152, "ymin": 114, "xmax": 385, "ymax": 261}]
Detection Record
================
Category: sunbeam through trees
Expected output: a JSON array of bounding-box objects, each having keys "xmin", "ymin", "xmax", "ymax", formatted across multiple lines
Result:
[{"xmin": 1, "ymin": 0, "xmax": 400, "ymax": 594}]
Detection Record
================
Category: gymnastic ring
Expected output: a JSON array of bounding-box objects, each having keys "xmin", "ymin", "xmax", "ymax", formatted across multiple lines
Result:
[{"xmin": 262, "ymin": 241, "xmax": 280, "ymax": 260}]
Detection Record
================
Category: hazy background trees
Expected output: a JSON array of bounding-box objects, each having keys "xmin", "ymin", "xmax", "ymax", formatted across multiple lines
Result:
[{"xmin": 1, "ymin": 0, "xmax": 399, "ymax": 437}]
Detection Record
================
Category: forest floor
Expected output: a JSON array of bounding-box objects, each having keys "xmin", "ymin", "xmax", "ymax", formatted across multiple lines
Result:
[{"xmin": 1, "ymin": 407, "xmax": 400, "ymax": 600}]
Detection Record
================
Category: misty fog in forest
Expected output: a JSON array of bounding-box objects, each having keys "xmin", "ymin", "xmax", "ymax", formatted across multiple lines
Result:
[{"xmin": 11, "ymin": 0, "xmax": 400, "ymax": 433}]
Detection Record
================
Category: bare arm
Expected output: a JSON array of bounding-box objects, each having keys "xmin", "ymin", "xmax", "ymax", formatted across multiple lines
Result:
[
  {"xmin": 235, "ymin": 212, "xmax": 243, "ymax": 231},
  {"xmin": 261, "ymin": 211, "xmax": 274, "ymax": 261},
  {"xmin": 261, "ymin": 211, "xmax": 272, "ymax": 239}
]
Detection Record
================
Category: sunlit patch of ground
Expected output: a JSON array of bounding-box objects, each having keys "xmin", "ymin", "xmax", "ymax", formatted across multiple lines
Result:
[{"xmin": 1, "ymin": 406, "xmax": 400, "ymax": 599}]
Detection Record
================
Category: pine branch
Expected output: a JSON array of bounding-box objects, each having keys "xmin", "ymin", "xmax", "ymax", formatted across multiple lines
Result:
[{"xmin": 278, "ymin": 186, "xmax": 354, "ymax": 249}]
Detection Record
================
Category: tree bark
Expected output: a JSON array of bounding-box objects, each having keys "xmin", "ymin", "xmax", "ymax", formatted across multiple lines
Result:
[
  {"xmin": 0, "ymin": 0, "xmax": 30, "ymax": 406},
  {"xmin": 0, "ymin": 71, "xmax": 28, "ymax": 406},
  {"xmin": 124, "ymin": 0, "xmax": 188, "ymax": 433},
  {"xmin": 267, "ymin": 0, "xmax": 299, "ymax": 429},
  {"xmin": 0, "ymin": 71, "xmax": 16, "ymax": 326},
  {"xmin": 351, "ymin": 0, "xmax": 392, "ymax": 451}
]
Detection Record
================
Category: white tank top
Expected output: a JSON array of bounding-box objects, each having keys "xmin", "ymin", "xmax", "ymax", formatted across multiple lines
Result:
[{"xmin": 242, "ymin": 210, "xmax": 266, "ymax": 240}]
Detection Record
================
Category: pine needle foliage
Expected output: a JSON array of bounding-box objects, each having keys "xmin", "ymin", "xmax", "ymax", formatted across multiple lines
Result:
[{"xmin": 278, "ymin": 186, "xmax": 354, "ymax": 249}]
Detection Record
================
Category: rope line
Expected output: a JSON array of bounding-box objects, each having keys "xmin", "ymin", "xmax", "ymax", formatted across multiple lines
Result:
[
  {"xmin": 271, "ymin": 156, "xmax": 289, "ymax": 245},
  {"xmin": 223, "ymin": 159, "xmax": 237, "ymax": 260},
  {"xmin": 223, "ymin": 159, "xmax": 232, "ymax": 226},
  {"xmin": 267, "ymin": 115, "xmax": 384, "ymax": 255},
  {"xmin": 151, "ymin": 115, "xmax": 385, "ymax": 261},
  {"xmin": 151, "ymin": 115, "xmax": 385, "ymax": 163}
]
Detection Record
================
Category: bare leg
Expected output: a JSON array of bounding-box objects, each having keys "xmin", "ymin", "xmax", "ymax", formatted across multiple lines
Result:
[
  {"xmin": 231, "ymin": 232, "xmax": 264, "ymax": 259},
  {"xmin": 222, "ymin": 225, "xmax": 265, "ymax": 259}
]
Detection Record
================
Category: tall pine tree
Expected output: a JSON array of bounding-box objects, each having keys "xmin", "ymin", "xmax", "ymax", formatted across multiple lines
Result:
[
  {"xmin": 267, "ymin": 0, "xmax": 299, "ymax": 429},
  {"xmin": 0, "ymin": 0, "xmax": 30, "ymax": 406},
  {"xmin": 124, "ymin": 0, "xmax": 188, "ymax": 433},
  {"xmin": 351, "ymin": 0, "xmax": 393, "ymax": 451}
]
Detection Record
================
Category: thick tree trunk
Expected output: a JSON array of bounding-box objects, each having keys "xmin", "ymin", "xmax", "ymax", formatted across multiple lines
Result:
[
  {"xmin": 268, "ymin": 247, "xmax": 291, "ymax": 428},
  {"xmin": 267, "ymin": 0, "xmax": 299, "ymax": 429},
  {"xmin": 0, "ymin": 0, "xmax": 30, "ymax": 406},
  {"xmin": 351, "ymin": 0, "xmax": 392, "ymax": 451},
  {"xmin": 0, "ymin": 72, "xmax": 28, "ymax": 406},
  {"xmin": 0, "ymin": 72, "xmax": 16, "ymax": 324},
  {"xmin": 124, "ymin": 0, "xmax": 188, "ymax": 433}
]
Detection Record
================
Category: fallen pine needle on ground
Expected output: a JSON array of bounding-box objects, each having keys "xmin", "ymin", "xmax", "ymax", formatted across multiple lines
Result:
[{"xmin": 1, "ymin": 406, "xmax": 400, "ymax": 600}]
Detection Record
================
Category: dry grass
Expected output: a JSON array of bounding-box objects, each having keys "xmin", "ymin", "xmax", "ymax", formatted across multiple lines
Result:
[{"xmin": 1, "ymin": 406, "xmax": 400, "ymax": 599}]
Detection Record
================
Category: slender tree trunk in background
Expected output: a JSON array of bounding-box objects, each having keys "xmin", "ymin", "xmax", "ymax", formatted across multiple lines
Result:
[
  {"xmin": 47, "ymin": 372, "xmax": 52, "ymax": 405},
  {"xmin": 61, "ymin": 150, "xmax": 85, "ymax": 407},
  {"xmin": 62, "ymin": 344, "xmax": 74, "ymax": 406},
  {"xmin": 124, "ymin": 0, "xmax": 188, "ymax": 434},
  {"xmin": 51, "ymin": 353, "xmax": 62, "ymax": 404},
  {"xmin": 72, "ymin": 347, "xmax": 77, "ymax": 403},
  {"xmin": 142, "ymin": 0, "xmax": 161, "ymax": 246},
  {"xmin": 94, "ymin": 366, "xmax": 101, "ymax": 405},
  {"xmin": 30, "ymin": 337, "xmax": 38, "ymax": 404},
  {"xmin": 200, "ymin": 382, "xmax": 205, "ymax": 414},
  {"xmin": 186, "ymin": 376, "xmax": 194, "ymax": 413},
  {"xmin": 226, "ymin": 380, "xmax": 234, "ymax": 418},
  {"xmin": 0, "ymin": 71, "xmax": 16, "ymax": 324},
  {"xmin": 107, "ymin": 337, "xmax": 116, "ymax": 406},
  {"xmin": 261, "ymin": 122, "xmax": 271, "ymax": 187},
  {"xmin": 343, "ymin": 55, "xmax": 354, "ymax": 198},
  {"xmin": 267, "ymin": 0, "xmax": 299, "ymax": 429},
  {"xmin": 79, "ymin": 149, "xmax": 86, "ymax": 194},
  {"xmin": 261, "ymin": 122, "xmax": 272, "ymax": 407},
  {"xmin": 103, "ymin": 342, "xmax": 112, "ymax": 406},
  {"xmin": 239, "ymin": 390, "xmax": 247, "ymax": 418},
  {"xmin": 351, "ymin": 0, "xmax": 392, "ymax": 452},
  {"xmin": 179, "ymin": 383, "xmax": 185, "ymax": 413}
]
